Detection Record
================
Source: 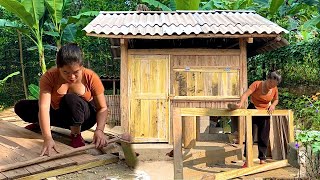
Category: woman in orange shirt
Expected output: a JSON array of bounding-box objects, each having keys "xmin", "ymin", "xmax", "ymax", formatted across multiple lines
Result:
[
  {"xmin": 236, "ymin": 71, "xmax": 282, "ymax": 167},
  {"xmin": 14, "ymin": 43, "xmax": 108, "ymax": 156}
]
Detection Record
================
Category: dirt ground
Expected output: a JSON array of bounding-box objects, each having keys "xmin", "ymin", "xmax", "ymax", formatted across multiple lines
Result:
[{"xmin": 55, "ymin": 159, "xmax": 300, "ymax": 180}]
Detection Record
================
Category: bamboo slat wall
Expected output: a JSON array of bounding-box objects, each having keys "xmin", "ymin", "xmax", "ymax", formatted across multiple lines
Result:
[
  {"xmin": 105, "ymin": 95, "xmax": 121, "ymax": 126},
  {"xmin": 171, "ymin": 54, "xmax": 241, "ymax": 108}
]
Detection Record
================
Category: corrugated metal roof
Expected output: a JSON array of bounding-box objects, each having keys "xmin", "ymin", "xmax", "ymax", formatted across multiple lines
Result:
[{"xmin": 84, "ymin": 10, "xmax": 288, "ymax": 36}]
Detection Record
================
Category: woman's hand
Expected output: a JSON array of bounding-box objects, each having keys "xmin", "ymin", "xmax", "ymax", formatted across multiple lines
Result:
[
  {"xmin": 235, "ymin": 102, "xmax": 243, "ymax": 109},
  {"xmin": 40, "ymin": 137, "xmax": 59, "ymax": 156},
  {"xmin": 93, "ymin": 129, "xmax": 107, "ymax": 148},
  {"xmin": 268, "ymin": 104, "xmax": 276, "ymax": 114}
]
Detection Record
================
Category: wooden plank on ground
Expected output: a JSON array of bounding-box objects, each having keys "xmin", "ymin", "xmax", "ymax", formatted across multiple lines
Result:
[
  {"xmin": 0, "ymin": 173, "xmax": 6, "ymax": 180},
  {"xmin": 37, "ymin": 158, "xmax": 76, "ymax": 172},
  {"xmin": 0, "ymin": 120, "xmax": 107, "ymax": 179},
  {"xmin": 68, "ymin": 154, "xmax": 99, "ymax": 165},
  {"xmin": 202, "ymin": 160, "xmax": 289, "ymax": 180},
  {"xmin": 0, "ymin": 136, "xmax": 44, "ymax": 172},
  {"xmin": 0, "ymin": 138, "xmax": 36, "ymax": 179},
  {"xmin": 17, "ymin": 154, "xmax": 118, "ymax": 180}
]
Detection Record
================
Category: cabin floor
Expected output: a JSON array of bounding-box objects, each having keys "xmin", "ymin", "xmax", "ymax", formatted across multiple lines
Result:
[{"xmin": 0, "ymin": 108, "xmax": 299, "ymax": 180}]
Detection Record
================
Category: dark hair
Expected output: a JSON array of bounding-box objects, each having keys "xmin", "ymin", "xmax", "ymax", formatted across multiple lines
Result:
[
  {"xmin": 56, "ymin": 43, "xmax": 83, "ymax": 68},
  {"xmin": 267, "ymin": 71, "xmax": 282, "ymax": 84}
]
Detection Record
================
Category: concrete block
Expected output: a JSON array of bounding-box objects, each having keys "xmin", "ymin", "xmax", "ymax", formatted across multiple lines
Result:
[
  {"xmin": 197, "ymin": 133, "xmax": 229, "ymax": 142},
  {"xmin": 198, "ymin": 116, "xmax": 210, "ymax": 134},
  {"xmin": 132, "ymin": 144, "xmax": 173, "ymax": 161},
  {"xmin": 287, "ymin": 142, "xmax": 299, "ymax": 168}
]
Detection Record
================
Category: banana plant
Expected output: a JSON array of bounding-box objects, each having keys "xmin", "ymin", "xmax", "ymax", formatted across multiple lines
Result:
[
  {"xmin": 0, "ymin": 72, "xmax": 20, "ymax": 86},
  {"xmin": 44, "ymin": 0, "xmax": 99, "ymax": 50},
  {"xmin": 141, "ymin": 0, "xmax": 174, "ymax": 10},
  {"xmin": 0, "ymin": 72, "xmax": 20, "ymax": 93},
  {"xmin": 0, "ymin": 0, "xmax": 48, "ymax": 74},
  {"xmin": 141, "ymin": 0, "xmax": 200, "ymax": 10},
  {"xmin": 200, "ymin": 0, "xmax": 254, "ymax": 10},
  {"xmin": 27, "ymin": 83, "xmax": 40, "ymax": 100}
]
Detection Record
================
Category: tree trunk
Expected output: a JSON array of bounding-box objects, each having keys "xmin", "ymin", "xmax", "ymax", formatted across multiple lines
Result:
[
  {"xmin": 17, "ymin": 30, "xmax": 28, "ymax": 99},
  {"xmin": 38, "ymin": 43, "xmax": 46, "ymax": 74},
  {"xmin": 56, "ymin": 39, "xmax": 62, "ymax": 50}
]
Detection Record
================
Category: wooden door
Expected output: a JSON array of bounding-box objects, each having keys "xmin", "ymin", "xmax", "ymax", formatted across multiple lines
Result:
[{"xmin": 128, "ymin": 55, "xmax": 169, "ymax": 142}]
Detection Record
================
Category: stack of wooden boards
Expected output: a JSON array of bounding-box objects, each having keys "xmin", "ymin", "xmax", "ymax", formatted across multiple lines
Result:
[
  {"xmin": 269, "ymin": 116, "xmax": 289, "ymax": 160},
  {"xmin": 0, "ymin": 121, "xmax": 118, "ymax": 179},
  {"xmin": 227, "ymin": 103, "xmax": 290, "ymax": 160}
]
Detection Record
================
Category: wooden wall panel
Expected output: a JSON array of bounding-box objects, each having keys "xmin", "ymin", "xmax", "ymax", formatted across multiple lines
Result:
[
  {"xmin": 173, "ymin": 69, "xmax": 239, "ymax": 97},
  {"xmin": 172, "ymin": 55, "xmax": 240, "ymax": 68},
  {"xmin": 172, "ymin": 100, "xmax": 236, "ymax": 109}
]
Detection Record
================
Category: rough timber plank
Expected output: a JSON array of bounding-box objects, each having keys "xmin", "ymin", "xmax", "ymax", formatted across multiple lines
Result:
[
  {"xmin": 0, "ymin": 136, "xmax": 44, "ymax": 173},
  {"xmin": 202, "ymin": 160, "xmax": 289, "ymax": 180},
  {"xmin": 173, "ymin": 108, "xmax": 183, "ymax": 179},
  {"xmin": 246, "ymin": 115, "xmax": 254, "ymax": 167},
  {"xmin": 0, "ymin": 120, "xmax": 103, "ymax": 179},
  {"xmin": 0, "ymin": 173, "xmax": 5, "ymax": 180},
  {"xmin": 37, "ymin": 158, "xmax": 76, "ymax": 172},
  {"xmin": 17, "ymin": 154, "xmax": 118, "ymax": 180},
  {"xmin": 0, "ymin": 138, "xmax": 40, "ymax": 179},
  {"xmin": 68, "ymin": 154, "xmax": 99, "ymax": 165}
]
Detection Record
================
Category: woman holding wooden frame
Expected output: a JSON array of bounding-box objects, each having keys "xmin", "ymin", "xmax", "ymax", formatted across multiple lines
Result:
[{"xmin": 235, "ymin": 71, "xmax": 282, "ymax": 168}]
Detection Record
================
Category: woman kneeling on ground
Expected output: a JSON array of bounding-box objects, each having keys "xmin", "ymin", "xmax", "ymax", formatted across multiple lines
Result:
[
  {"xmin": 14, "ymin": 43, "xmax": 108, "ymax": 156},
  {"xmin": 235, "ymin": 71, "xmax": 282, "ymax": 168}
]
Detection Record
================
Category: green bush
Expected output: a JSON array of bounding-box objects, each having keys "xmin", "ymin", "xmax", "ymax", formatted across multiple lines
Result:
[
  {"xmin": 248, "ymin": 39, "xmax": 320, "ymax": 87},
  {"xmin": 279, "ymin": 89, "xmax": 320, "ymax": 130}
]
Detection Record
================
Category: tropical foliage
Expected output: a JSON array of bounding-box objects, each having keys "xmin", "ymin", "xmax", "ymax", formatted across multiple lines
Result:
[{"xmin": 0, "ymin": 0, "xmax": 48, "ymax": 74}]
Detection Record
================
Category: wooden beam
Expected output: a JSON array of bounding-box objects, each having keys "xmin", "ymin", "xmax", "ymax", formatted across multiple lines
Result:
[
  {"xmin": 246, "ymin": 115, "xmax": 254, "ymax": 167},
  {"xmin": 86, "ymin": 33, "xmax": 280, "ymax": 39},
  {"xmin": 183, "ymin": 116, "xmax": 196, "ymax": 149},
  {"xmin": 179, "ymin": 108, "xmax": 291, "ymax": 117},
  {"xmin": 202, "ymin": 160, "xmax": 289, "ymax": 180},
  {"xmin": 17, "ymin": 155, "xmax": 118, "ymax": 180},
  {"xmin": 173, "ymin": 108, "xmax": 183, "ymax": 179},
  {"xmin": 288, "ymin": 110, "xmax": 295, "ymax": 143},
  {"xmin": 128, "ymin": 49, "xmax": 241, "ymax": 56},
  {"xmin": 120, "ymin": 39, "xmax": 129, "ymax": 133},
  {"xmin": 170, "ymin": 96, "xmax": 240, "ymax": 101},
  {"xmin": 172, "ymin": 66, "xmax": 241, "ymax": 70},
  {"xmin": 247, "ymin": 38, "xmax": 254, "ymax": 43},
  {"xmin": 239, "ymin": 38, "xmax": 247, "ymax": 147}
]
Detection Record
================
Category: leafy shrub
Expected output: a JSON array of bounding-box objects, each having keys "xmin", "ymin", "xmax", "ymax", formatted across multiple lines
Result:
[
  {"xmin": 296, "ymin": 130, "xmax": 320, "ymax": 179},
  {"xmin": 28, "ymin": 84, "xmax": 40, "ymax": 100}
]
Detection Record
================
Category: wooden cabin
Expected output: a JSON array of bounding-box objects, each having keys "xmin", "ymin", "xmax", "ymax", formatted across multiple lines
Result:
[{"xmin": 84, "ymin": 10, "xmax": 288, "ymax": 144}]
